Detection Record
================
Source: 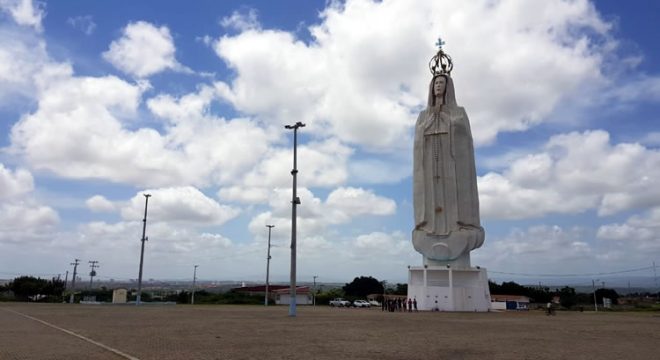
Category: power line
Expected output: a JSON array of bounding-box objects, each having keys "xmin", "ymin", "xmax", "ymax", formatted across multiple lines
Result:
[{"xmin": 489, "ymin": 266, "xmax": 654, "ymax": 278}]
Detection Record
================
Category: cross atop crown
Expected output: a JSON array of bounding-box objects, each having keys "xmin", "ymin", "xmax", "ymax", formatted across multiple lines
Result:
[
  {"xmin": 429, "ymin": 36, "xmax": 453, "ymax": 75},
  {"xmin": 435, "ymin": 37, "xmax": 445, "ymax": 50}
]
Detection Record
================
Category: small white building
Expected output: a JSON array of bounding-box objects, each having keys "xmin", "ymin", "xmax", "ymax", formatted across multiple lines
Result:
[
  {"xmin": 272, "ymin": 286, "xmax": 313, "ymax": 305},
  {"xmin": 112, "ymin": 288, "xmax": 127, "ymax": 304},
  {"xmin": 490, "ymin": 294, "xmax": 530, "ymax": 311}
]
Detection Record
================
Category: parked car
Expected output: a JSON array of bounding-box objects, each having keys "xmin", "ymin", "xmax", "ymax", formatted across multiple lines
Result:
[
  {"xmin": 353, "ymin": 299, "xmax": 371, "ymax": 308},
  {"xmin": 329, "ymin": 298, "xmax": 351, "ymax": 307},
  {"xmin": 368, "ymin": 300, "xmax": 381, "ymax": 307}
]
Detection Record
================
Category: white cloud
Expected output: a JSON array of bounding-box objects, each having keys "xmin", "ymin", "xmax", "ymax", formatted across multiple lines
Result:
[
  {"xmin": 0, "ymin": 0, "xmax": 44, "ymax": 31},
  {"xmin": 640, "ymin": 131, "xmax": 660, "ymax": 147},
  {"xmin": 479, "ymin": 130, "xmax": 660, "ymax": 219},
  {"xmin": 247, "ymin": 186, "xmax": 397, "ymax": 242},
  {"xmin": 213, "ymin": 0, "xmax": 614, "ymax": 150},
  {"xmin": 0, "ymin": 201, "xmax": 59, "ymax": 244},
  {"xmin": 8, "ymin": 73, "xmax": 183, "ymax": 184},
  {"xmin": 220, "ymin": 8, "xmax": 260, "ymax": 32},
  {"xmin": 354, "ymin": 231, "xmax": 410, "ymax": 257},
  {"xmin": 56, "ymin": 218, "xmax": 415, "ymax": 282},
  {"xmin": 9, "ymin": 69, "xmax": 289, "ymax": 189},
  {"xmin": 86, "ymin": 195, "xmax": 115, "ymax": 213},
  {"xmin": 3, "ymin": 0, "xmax": 658, "ymax": 283},
  {"xmin": 103, "ymin": 21, "xmax": 187, "ymax": 78},
  {"xmin": 0, "ymin": 201, "xmax": 58, "ymax": 232},
  {"xmin": 0, "ymin": 163, "xmax": 33, "ymax": 199},
  {"xmin": 0, "ymin": 165, "xmax": 58, "ymax": 245},
  {"xmin": 605, "ymin": 75, "xmax": 660, "ymax": 104},
  {"xmin": 146, "ymin": 88, "xmax": 277, "ymax": 186},
  {"xmin": 0, "ymin": 28, "xmax": 51, "ymax": 102},
  {"xmin": 241, "ymin": 138, "xmax": 352, "ymax": 190},
  {"xmin": 218, "ymin": 186, "xmax": 270, "ymax": 204},
  {"xmin": 597, "ymin": 207, "xmax": 660, "ymax": 253},
  {"xmin": 473, "ymin": 225, "xmax": 594, "ymax": 274},
  {"xmin": 326, "ymin": 186, "xmax": 396, "ymax": 223},
  {"xmin": 67, "ymin": 15, "xmax": 96, "ymax": 35},
  {"xmin": 348, "ymin": 156, "xmax": 411, "ymax": 185},
  {"xmin": 56, "ymin": 220, "xmax": 236, "ymax": 278},
  {"xmin": 120, "ymin": 187, "xmax": 239, "ymax": 226}
]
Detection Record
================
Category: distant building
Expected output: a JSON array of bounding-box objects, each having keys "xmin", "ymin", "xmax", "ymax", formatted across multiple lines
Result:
[
  {"xmin": 271, "ymin": 286, "xmax": 312, "ymax": 305},
  {"xmin": 232, "ymin": 284, "xmax": 312, "ymax": 305},
  {"xmin": 112, "ymin": 288, "xmax": 127, "ymax": 303},
  {"xmin": 490, "ymin": 294, "xmax": 530, "ymax": 311}
]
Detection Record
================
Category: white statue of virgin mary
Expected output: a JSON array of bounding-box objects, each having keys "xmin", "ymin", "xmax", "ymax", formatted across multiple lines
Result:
[{"xmin": 412, "ymin": 65, "xmax": 484, "ymax": 268}]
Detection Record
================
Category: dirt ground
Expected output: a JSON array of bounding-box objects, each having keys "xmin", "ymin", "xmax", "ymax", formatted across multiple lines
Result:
[{"xmin": 1, "ymin": 303, "xmax": 658, "ymax": 360}]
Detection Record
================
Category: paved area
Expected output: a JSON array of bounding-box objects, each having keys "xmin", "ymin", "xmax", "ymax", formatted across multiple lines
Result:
[{"xmin": 1, "ymin": 303, "xmax": 659, "ymax": 359}]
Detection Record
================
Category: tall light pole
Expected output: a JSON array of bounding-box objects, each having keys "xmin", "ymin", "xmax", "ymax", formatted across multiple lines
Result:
[
  {"xmin": 136, "ymin": 193, "xmax": 151, "ymax": 306},
  {"xmin": 265, "ymin": 224, "xmax": 275, "ymax": 306},
  {"xmin": 191, "ymin": 265, "xmax": 199, "ymax": 305},
  {"xmin": 62, "ymin": 270, "xmax": 69, "ymax": 302},
  {"xmin": 69, "ymin": 259, "xmax": 80, "ymax": 303},
  {"xmin": 592, "ymin": 279, "xmax": 599, "ymax": 312},
  {"xmin": 285, "ymin": 121, "xmax": 305, "ymax": 317},
  {"xmin": 313, "ymin": 275, "xmax": 318, "ymax": 307},
  {"xmin": 88, "ymin": 260, "xmax": 99, "ymax": 288},
  {"xmin": 653, "ymin": 261, "xmax": 658, "ymax": 290}
]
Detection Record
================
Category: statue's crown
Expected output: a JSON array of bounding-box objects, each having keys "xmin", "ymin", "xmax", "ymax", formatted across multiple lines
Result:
[{"xmin": 429, "ymin": 37, "xmax": 453, "ymax": 76}]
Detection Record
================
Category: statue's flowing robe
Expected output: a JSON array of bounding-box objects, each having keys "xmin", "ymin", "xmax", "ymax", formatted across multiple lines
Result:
[{"xmin": 412, "ymin": 75, "xmax": 484, "ymax": 262}]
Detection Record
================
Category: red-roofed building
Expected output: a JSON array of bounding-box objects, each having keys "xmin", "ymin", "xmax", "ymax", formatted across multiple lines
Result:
[
  {"xmin": 232, "ymin": 285, "xmax": 313, "ymax": 305},
  {"xmin": 232, "ymin": 285, "xmax": 289, "ymax": 296},
  {"xmin": 272, "ymin": 286, "xmax": 313, "ymax": 305}
]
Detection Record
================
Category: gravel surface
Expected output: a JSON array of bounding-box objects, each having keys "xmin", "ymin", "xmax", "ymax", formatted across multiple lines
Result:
[{"xmin": 1, "ymin": 303, "xmax": 659, "ymax": 360}]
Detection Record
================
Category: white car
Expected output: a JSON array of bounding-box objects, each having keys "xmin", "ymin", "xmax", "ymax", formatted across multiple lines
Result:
[
  {"xmin": 368, "ymin": 300, "xmax": 381, "ymax": 307},
  {"xmin": 353, "ymin": 300, "xmax": 371, "ymax": 308},
  {"xmin": 329, "ymin": 298, "xmax": 351, "ymax": 307}
]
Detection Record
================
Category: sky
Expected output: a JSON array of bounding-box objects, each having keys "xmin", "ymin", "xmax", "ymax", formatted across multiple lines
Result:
[{"xmin": 0, "ymin": 0, "xmax": 659, "ymax": 287}]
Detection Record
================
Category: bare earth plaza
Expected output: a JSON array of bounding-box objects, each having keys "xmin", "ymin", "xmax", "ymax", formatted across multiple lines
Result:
[{"xmin": 1, "ymin": 303, "xmax": 659, "ymax": 360}]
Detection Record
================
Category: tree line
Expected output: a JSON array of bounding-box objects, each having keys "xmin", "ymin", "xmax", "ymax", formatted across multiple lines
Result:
[
  {"xmin": 1, "ymin": 275, "xmax": 646, "ymax": 309},
  {"xmin": 489, "ymin": 280, "xmax": 626, "ymax": 309},
  {"xmin": 0, "ymin": 276, "xmax": 66, "ymax": 302}
]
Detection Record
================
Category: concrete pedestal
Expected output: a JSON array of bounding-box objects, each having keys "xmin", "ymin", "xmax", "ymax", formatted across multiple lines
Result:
[{"xmin": 407, "ymin": 265, "xmax": 491, "ymax": 312}]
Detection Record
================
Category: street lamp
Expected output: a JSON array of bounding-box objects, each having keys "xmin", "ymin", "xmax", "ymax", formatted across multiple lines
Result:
[
  {"xmin": 191, "ymin": 265, "xmax": 199, "ymax": 305},
  {"xmin": 592, "ymin": 279, "xmax": 599, "ymax": 312},
  {"xmin": 265, "ymin": 225, "xmax": 274, "ymax": 306},
  {"xmin": 285, "ymin": 121, "xmax": 305, "ymax": 317},
  {"xmin": 136, "ymin": 193, "xmax": 151, "ymax": 306},
  {"xmin": 313, "ymin": 275, "xmax": 318, "ymax": 307}
]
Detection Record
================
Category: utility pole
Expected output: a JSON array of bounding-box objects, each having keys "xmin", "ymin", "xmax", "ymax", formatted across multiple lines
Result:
[
  {"xmin": 265, "ymin": 224, "xmax": 274, "ymax": 306},
  {"xmin": 285, "ymin": 121, "xmax": 305, "ymax": 317},
  {"xmin": 191, "ymin": 265, "xmax": 199, "ymax": 305},
  {"xmin": 69, "ymin": 259, "xmax": 80, "ymax": 303},
  {"xmin": 88, "ymin": 260, "xmax": 99, "ymax": 288},
  {"xmin": 313, "ymin": 275, "xmax": 318, "ymax": 306},
  {"xmin": 136, "ymin": 193, "xmax": 151, "ymax": 306}
]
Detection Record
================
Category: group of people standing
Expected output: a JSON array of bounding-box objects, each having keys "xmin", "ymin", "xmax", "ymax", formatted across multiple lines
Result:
[{"xmin": 382, "ymin": 297, "xmax": 417, "ymax": 312}]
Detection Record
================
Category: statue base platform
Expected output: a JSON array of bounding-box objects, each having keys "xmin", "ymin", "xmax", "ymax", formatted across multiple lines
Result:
[{"xmin": 407, "ymin": 265, "xmax": 491, "ymax": 312}]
